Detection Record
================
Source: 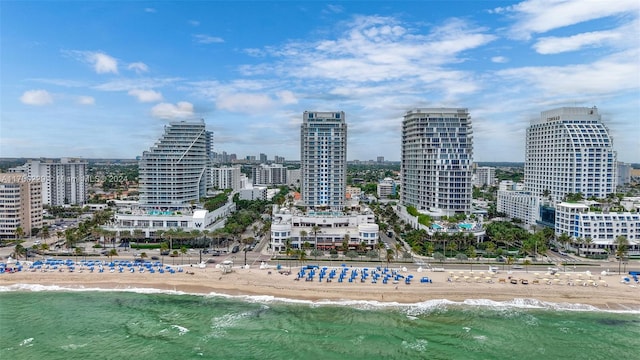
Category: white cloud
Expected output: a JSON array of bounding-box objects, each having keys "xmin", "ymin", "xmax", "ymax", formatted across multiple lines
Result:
[
  {"xmin": 324, "ymin": 4, "xmax": 344, "ymax": 14},
  {"xmin": 127, "ymin": 62, "xmax": 149, "ymax": 73},
  {"xmin": 533, "ymin": 26, "xmax": 629, "ymax": 54},
  {"xmin": 151, "ymin": 101, "xmax": 194, "ymax": 120},
  {"xmin": 277, "ymin": 90, "xmax": 298, "ymax": 105},
  {"xmin": 128, "ymin": 89, "xmax": 163, "ymax": 102},
  {"xmin": 20, "ymin": 89, "xmax": 53, "ymax": 106},
  {"xmin": 64, "ymin": 50, "xmax": 119, "ymax": 74},
  {"xmin": 216, "ymin": 93, "xmax": 274, "ymax": 113},
  {"xmin": 249, "ymin": 16, "xmax": 495, "ymax": 85},
  {"xmin": 495, "ymin": 0, "xmax": 640, "ymax": 39},
  {"xmin": 496, "ymin": 49, "xmax": 640, "ymax": 97},
  {"xmin": 491, "ymin": 56, "xmax": 509, "ymax": 63},
  {"xmin": 93, "ymin": 77, "xmax": 180, "ymax": 91},
  {"xmin": 188, "ymin": 20, "xmax": 200, "ymax": 26},
  {"xmin": 193, "ymin": 34, "xmax": 224, "ymax": 44},
  {"xmin": 77, "ymin": 96, "xmax": 95, "ymax": 105},
  {"xmin": 89, "ymin": 52, "xmax": 118, "ymax": 74}
]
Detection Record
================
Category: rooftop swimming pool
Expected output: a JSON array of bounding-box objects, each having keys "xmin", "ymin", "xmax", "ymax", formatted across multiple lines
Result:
[
  {"xmin": 458, "ymin": 223, "xmax": 473, "ymax": 230},
  {"xmin": 148, "ymin": 210, "xmax": 175, "ymax": 216}
]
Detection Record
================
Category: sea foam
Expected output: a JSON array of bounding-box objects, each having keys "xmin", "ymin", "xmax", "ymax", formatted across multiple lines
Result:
[{"xmin": 2, "ymin": 283, "xmax": 639, "ymax": 314}]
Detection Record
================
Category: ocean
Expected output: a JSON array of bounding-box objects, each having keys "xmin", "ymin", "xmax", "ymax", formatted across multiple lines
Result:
[{"xmin": 1, "ymin": 285, "xmax": 638, "ymax": 360}]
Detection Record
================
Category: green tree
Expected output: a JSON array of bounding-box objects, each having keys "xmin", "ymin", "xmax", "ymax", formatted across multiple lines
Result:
[
  {"xmin": 14, "ymin": 226, "xmax": 25, "ymax": 240},
  {"xmin": 242, "ymin": 237, "xmax": 255, "ymax": 266},
  {"xmin": 108, "ymin": 248, "xmax": 118, "ymax": 261},
  {"xmin": 180, "ymin": 246, "xmax": 188, "ymax": 265},
  {"xmin": 41, "ymin": 226, "xmax": 50, "ymax": 243},
  {"xmin": 13, "ymin": 243, "xmax": 26, "ymax": 259},
  {"xmin": 385, "ymin": 249, "xmax": 395, "ymax": 266},
  {"xmin": 615, "ymin": 235, "xmax": 629, "ymax": 274},
  {"xmin": 311, "ymin": 225, "xmax": 321, "ymax": 250}
]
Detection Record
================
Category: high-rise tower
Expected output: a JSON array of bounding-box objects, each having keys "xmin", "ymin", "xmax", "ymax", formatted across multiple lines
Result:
[
  {"xmin": 401, "ymin": 108, "xmax": 473, "ymax": 216},
  {"xmin": 524, "ymin": 107, "xmax": 616, "ymax": 204},
  {"xmin": 300, "ymin": 111, "xmax": 347, "ymax": 210},
  {"xmin": 138, "ymin": 120, "xmax": 211, "ymax": 209}
]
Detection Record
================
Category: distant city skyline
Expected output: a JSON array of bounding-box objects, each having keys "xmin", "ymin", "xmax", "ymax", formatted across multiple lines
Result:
[{"xmin": 1, "ymin": 1, "xmax": 639, "ymax": 162}]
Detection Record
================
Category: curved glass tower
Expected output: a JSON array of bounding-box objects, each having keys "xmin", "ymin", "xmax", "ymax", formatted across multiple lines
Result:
[
  {"xmin": 525, "ymin": 106, "xmax": 616, "ymax": 204},
  {"xmin": 139, "ymin": 120, "xmax": 211, "ymax": 209}
]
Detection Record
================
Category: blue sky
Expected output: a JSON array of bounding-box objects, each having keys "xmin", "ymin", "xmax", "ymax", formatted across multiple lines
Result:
[{"xmin": 1, "ymin": 0, "xmax": 638, "ymax": 162}]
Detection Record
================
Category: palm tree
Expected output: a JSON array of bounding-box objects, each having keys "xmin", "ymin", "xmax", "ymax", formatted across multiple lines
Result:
[
  {"xmin": 311, "ymin": 225, "xmax": 320, "ymax": 250},
  {"xmin": 14, "ymin": 226, "xmax": 25, "ymax": 242},
  {"xmin": 615, "ymin": 235, "xmax": 629, "ymax": 274},
  {"xmin": 297, "ymin": 249, "xmax": 307, "ymax": 267},
  {"xmin": 108, "ymin": 248, "xmax": 118, "ymax": 261},
  {"xmin": 13, "ymin": 243, "xmax": 26, "ymax": 259},
  {"xmin": 385, "ymin": 249, "xmax": 394, "ymax": 267},
  {"xmin": 242, "ymin": 237, "xmax": 255, "ymax": 266},
  {"xmin": 394, "ymin": 242, "xmax": 403, "ymax": 260},
  {"xmin": 75, "ymin": 246, "xmax": 83, "ymax": 263},
  {"xmin": 160, "ymin": 242, "xmax": 169, "ymax": 265},
  {"xmin": 300, "ymin": 230, "xmax": 308, "ymax": 248},
  {"xmin": 375, "ymin": 241, "xmax": 384, "ymax": 261},
  {"xmin": 557, "ymin": 232, "xmax": 571, "ymax": 251},
  {"xmin": 342, "ymin": 234, "xmax": 350, "ymax": 253},
  {"xmin": 132, "ymin": 229, "xmax": 145, "ymax": 246},
  {"xmin": 180, "ymin": 246, "xmax": 188, "ymax": 265},
  {"xmin": 41, "ymin": 226, "xmax": 50, "ymax": 244}
]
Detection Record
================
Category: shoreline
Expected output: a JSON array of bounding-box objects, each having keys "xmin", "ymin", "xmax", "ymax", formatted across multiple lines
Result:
[{"xmin": 2, "ymin": 264, "xmax": 640, "ymax": 312}]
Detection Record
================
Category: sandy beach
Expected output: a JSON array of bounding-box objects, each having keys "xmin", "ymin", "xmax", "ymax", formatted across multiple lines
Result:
[{"xmin": 2, "ymin": 263, "xmax": 640, "ymax": 311}]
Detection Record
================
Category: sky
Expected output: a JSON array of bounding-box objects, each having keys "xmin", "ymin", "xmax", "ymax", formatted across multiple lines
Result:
[{"xmin": 1, "ymin": 0, "xmax": 639, "ymax": 162}]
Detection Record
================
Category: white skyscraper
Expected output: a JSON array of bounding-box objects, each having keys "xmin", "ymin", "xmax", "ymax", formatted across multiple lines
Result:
[
  {"xmin": 401, "ymin": 108, "xmax": 473, "ymax": 216},
  {"xmin": 138, "ymin": 120, "xmax": 211, "ymax": 209},
  {"xmin": 300, "ymin": 111, "xmax": 347, "ymax": 210},
  {"xmin": 524, "ymin": 106, "xmax": 616, "ymax": 204}
]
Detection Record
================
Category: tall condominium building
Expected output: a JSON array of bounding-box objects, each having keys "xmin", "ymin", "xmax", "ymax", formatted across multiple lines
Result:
[
  {"xmin": 210, "ymin": 166, "xmax": 242, "ymax": 191},
  {"xmin": 474, "ymin": 166, "xmax": 495, "ymax": 187},
  {"xmin": 0, "ymin": 173, "xmax": 43, "ymax": 239},
  {"xmin": 252, "ymin": 164, "xmax": 287, "ymax": 186},
  {"xmin": 524, "ymin": 107, "xmax": 616, "ymax": 204},
  {"xmin": 21, "ymin": 158, "xmax": 87, "ymax": 206},
  {"xmin": 300, "ymin": 111, "xmax": 347, "ymax": 210},
  {"xmin": 138, "ymin": 120, "xmax": 211, "ymax": 209},
  {"xmin": 401, "ymin": 108, "xmax": 473, "ymax": 216}
]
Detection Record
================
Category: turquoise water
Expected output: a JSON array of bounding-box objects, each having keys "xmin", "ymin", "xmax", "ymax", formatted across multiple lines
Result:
[
  {"xmin": 1, "ymin": 286, "xmax": 639, "ymax": 360},
  {"xmin": 459, "ymin": 223, "xmax": 473, "ymax": 230}
]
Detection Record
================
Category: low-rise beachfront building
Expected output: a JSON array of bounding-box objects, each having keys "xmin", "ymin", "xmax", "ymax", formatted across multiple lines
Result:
[
  {"xmin": 496, "ymin": 190, "xmax": 540, "ymax": 227},
  {"xmin": 269, "ymin": 205, "xmax": 379, "ymax": 252},
  {"xmin": 109, "ymin": 199, "xmax": 236, "ymax": 238},
  {"xmin": 554, "ymin": 201, "xmax": 640, "ymax": 255}
]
